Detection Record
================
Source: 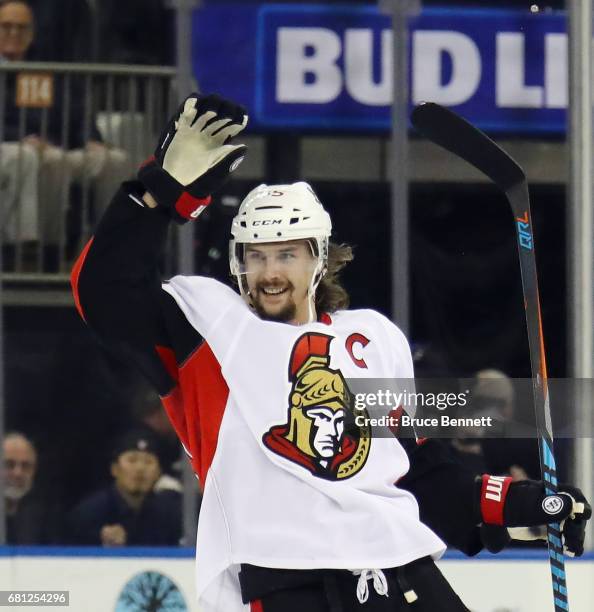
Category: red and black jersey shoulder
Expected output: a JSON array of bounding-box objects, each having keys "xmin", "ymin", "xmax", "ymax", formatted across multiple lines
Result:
[{"xmin": 71, "ymin": 181, "xmax": 202, "ymax": 396}]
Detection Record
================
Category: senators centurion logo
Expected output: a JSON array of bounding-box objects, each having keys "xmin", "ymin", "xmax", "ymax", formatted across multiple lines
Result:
[{"xmin": 262, "ymin": 332, "xmax": 371, "ymax": 480}]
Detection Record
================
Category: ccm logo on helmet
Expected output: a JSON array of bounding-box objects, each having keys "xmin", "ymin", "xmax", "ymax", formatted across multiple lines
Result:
[{"xmin": 252, "ymin": 220, "xmax": 282, "ymax": 226}]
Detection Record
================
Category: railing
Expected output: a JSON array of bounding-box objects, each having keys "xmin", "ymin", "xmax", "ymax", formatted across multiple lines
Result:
[{"xmin": 0, "ymin": 62, "xmax": 177, "ymax": 276}]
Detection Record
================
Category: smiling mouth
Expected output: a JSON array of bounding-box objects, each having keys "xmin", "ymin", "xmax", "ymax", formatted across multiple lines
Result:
[{"xmin": 260, "ymin": 287, "xmax": 288, "ymax": 296}]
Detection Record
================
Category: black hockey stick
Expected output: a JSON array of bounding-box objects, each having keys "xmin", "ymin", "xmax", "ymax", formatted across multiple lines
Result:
[{"xmin": 411, "ymin": 102, "xmax": 569, "ymax": 612}]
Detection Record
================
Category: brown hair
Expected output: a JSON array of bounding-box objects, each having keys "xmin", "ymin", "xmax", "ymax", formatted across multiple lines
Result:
[{"xmin": 315, "ymin": 242, "xmax": 353, "ymax": 314}]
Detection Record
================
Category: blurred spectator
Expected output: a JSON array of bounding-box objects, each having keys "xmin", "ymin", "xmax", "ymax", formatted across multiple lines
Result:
[
  {"xmin": 469, "ymin": 369, "xmax": 515, "ymax": 430},
  {"xmin": 448, "ymin": 370, "xmax": 538, "ymax": 479},
  {"xmin": 132, "ymin": 388, "xmax": 183, "ymax": 493},
  {"xmin": 0, "ymin": 0, "xmax": 128, "ymax": 265},
  {"xmin": 0, "ymin": 0, "xmax": 39, "ymax": 250},
  {"xmin": 470, "ymin": 369, "xmax": 540, "ymax": 480},
  {"xmin": 449, "ymin": 437, "xmax": 487, "ymax": 477},
  {"xmin": 4, "ymin": 432, "xmax": 60, "ymax": 544},
  {"xmin": 449, "ymin": 383, "xmax": 489, "ymax": 476},
  {"xmin": 0, "ymin": 0, "xmax": 30, "ymax": 62},
  {"xmin": 67, "ymin": 431, "xmax": 181, "ymax": 546}
]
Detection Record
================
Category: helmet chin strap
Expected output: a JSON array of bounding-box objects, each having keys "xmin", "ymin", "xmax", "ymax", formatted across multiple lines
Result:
[
  {"xmin": 239, "ymin": 276, "xmax": 255, "ymax": 311},
  {"xmin": 306, "ymin": 285, "xmax": 316, "ymax": 324},
  {"xmin": 304, "ymin": 238, "xmax": 326, "ymax": 324},
  {"xmin": 306, "ymin": 260, "xmax": 326, "ymax": 324}
]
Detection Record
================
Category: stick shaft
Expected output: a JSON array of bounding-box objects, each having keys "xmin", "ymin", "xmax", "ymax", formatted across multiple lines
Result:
[
  {"xmin": 507, "ymin": 185, "xmax": 568, "ymax": 611},
  {"xmin": 412, "ymin": 102, "xmax": 569, "ymax": 611}
]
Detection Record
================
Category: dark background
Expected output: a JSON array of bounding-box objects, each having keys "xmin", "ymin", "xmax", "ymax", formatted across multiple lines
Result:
[{"xmin": 3, "ymin": 0, "xmax": 572, "ymax": 519}]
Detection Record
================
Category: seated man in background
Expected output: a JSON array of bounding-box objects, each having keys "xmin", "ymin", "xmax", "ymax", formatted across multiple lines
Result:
[
  {"xmin": 0, "ymin": 0, "xmax": 128, "ymax": 267},
  {"xmin": 470, "ymin": 369, "xmax": 541, "ymax": 481},
  {"xmin": 4, "ymin": 432, "xmax": 60, "ymax": 544},
  {"xmin": 132, "ymin": 388, "xmax": 184, "ymax": 494},
  {"xmin": 67, "ymin": 431, "xmax": 181, "ymax": 546}
]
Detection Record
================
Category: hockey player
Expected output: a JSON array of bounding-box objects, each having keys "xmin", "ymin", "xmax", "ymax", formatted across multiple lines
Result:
[{"xmin": 71, "ymin": 94, "xmax": 591, "ymax": 612}]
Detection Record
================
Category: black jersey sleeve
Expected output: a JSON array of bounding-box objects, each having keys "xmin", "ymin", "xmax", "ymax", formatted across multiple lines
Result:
[
  {"xmin": 71, "ymin": 181, "xmax": 202, "ymax": 396},
  {"xmin": 398, "ymin": 437, "xmax": 484, "ymax": 556}
]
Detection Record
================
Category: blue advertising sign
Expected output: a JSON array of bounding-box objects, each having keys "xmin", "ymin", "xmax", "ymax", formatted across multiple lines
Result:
[{"xmin": 192, "ymin": 4, "xmax": 567, "ymax": 134}]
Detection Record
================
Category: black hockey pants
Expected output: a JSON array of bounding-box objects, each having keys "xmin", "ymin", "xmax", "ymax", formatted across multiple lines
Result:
[{"xmin": 239, "ymin": 556, "xmax": 471, "ymax": 612}]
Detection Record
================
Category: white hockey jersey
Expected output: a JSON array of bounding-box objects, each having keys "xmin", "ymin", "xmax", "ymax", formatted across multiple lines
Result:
[{"xmin": 162, "ymin": 275, "xmax": 446, "ymax": 612}]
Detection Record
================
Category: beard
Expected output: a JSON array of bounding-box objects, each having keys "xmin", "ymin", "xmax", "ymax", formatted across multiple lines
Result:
[
  {"xmin": 5, "ymin": 482, "xmax": 32, "ymax": 501},
  {"xmin": 250, "ymin": 282, "xmax": 298, "ymax": 322},
  {"xmin": 252, "ymin": 296, "xmax": 297, "ymax": 322}
]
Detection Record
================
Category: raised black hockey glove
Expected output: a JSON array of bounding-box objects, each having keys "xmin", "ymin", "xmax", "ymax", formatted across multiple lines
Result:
[
  {"xmin": 138, "ymin": 93, "xmax": 248, "ymax": 224},
  {"xmin": 475, "ymin": 475, "xmax": 591, "ymax": 556}
]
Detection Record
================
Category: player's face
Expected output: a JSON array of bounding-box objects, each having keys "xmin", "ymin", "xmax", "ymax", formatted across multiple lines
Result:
[
  {"xmin": 307, "ymin": 407, "xmax": 345, "ymax": 458},
  {"xmin": 3, "ymin": 436, "xmax": 36, "ymax": 500},
  {"xmin": 111, "ymin": 450, "xmax": 160, "ymax": 496},
  {"xmin": 243, "ymin": 240, "xmax": 317, "ymax": 324}
]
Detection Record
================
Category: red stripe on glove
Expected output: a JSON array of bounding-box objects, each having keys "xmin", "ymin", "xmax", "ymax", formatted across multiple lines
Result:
[
  {"xmin": 480, "ymin": 474, "xmax": 513, "ymax": 526},
  {"xmin": 175, "ymin": 192, "xmax": 212, "ymax": 220}
]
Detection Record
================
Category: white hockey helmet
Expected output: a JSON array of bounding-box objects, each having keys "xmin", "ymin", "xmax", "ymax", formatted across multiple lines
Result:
[{"xmin": 229, "ymin": 182, "xmax": 332, "ymax": 296}]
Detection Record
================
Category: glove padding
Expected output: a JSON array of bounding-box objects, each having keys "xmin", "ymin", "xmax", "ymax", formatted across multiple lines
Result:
[
  {"xmin": 138, "ymin": 93, "xmax": 248, "ymax": 224},
  {"xmin": 476, "ymin": 475, "xmax": 592, "ymax": 557}
]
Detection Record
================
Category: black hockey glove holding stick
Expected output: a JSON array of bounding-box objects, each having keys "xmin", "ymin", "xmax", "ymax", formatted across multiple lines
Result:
[
  {"xmin": 475, "ymin": 475, "xmax": 591, "ymax": 556},
  {"xmin": 138, "ymin": 93, "xmax": 248, "ymax": 224}
]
